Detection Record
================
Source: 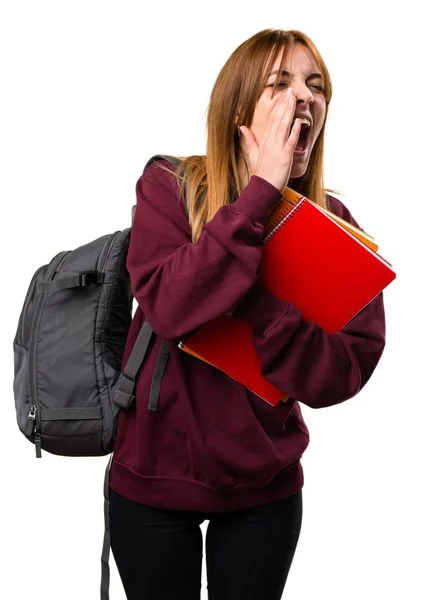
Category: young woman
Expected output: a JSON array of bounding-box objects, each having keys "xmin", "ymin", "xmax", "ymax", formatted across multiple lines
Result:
[{"xmin": 109, "ymin": 28, "xmax": 386, "ymax": 600}]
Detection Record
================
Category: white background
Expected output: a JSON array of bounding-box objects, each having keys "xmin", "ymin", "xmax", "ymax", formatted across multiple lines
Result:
[{"xmin": 1, "ymin": 1, "xmax": 440, "ymax": 598}]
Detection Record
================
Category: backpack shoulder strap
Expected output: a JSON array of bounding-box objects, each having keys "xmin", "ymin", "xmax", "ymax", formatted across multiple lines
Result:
[
  {"xmin": 143, "ymin": 153, "xmax": 181, "ymax": 175},
  {"xmin": 100, "ymin": 455, "xmax": 113, "ymax": 600}
]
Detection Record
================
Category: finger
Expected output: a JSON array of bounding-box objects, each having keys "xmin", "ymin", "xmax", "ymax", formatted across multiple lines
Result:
[
  {"xmin": 269, "ymin": 87, "xmax": 296, "ymax": 135},
  {"xmin": 268, "ymin": 87, "xmax": 292, "ymax": 121},
  {"xmin": 278, "ymin": 87, "xmax": 297, "ymax": 137},
  {"xmin": 239, "ymin": 125, "xmax": 258, "ymax": 152},
  {"xmin": 286, "ymin": 117, "xmax": 302, "ymax": 150}
]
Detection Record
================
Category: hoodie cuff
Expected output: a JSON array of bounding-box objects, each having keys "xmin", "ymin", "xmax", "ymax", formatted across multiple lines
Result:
[{"xmin": 233, "ymin": 176, "xmax": 283, "ymax": 223}]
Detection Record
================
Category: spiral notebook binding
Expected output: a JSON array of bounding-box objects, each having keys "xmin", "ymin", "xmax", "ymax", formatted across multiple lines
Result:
[{"xmin": 264, "ymin": 196, "xmax": 307, "ymax": 243}]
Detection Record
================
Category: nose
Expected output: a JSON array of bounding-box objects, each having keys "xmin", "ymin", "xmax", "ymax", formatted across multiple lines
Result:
[{"xmin": 291, "ymin": 82, "xmax": 314, "ymax": 106}]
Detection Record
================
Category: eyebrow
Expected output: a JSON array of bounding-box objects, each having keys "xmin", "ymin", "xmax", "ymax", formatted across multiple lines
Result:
[{"xmin": 268, "ymin": 70, "xmax": 323, "ymax": 80}]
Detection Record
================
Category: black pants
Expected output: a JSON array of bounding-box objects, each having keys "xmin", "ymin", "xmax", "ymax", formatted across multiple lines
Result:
[{"xmin": 109, "ymin": 487, "xmax": 302, "ymax": 600}]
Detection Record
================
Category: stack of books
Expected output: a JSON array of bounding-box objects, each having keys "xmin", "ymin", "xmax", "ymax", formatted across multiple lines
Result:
[{"xmin": 178, "ymin": 187, "xmax": 396, "ymax": 405}]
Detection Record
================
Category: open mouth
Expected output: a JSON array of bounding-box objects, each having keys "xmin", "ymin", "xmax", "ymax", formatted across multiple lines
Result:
[
  {"xmin": 289, "ymin": 120, "xmax": 311, "ymax": 153},
  {"xmin": 296, "ymin": 123, "xmax": 310, "ymax": 152}
]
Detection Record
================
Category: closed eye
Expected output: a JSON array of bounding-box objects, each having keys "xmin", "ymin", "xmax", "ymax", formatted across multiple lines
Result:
[
  {"xmin": 267, "ymin": 82, "xmax": 289, "ymax": 89},
  {"xmin": 267, "ymin": 82, "xmax": 324, "ymax": 93}
]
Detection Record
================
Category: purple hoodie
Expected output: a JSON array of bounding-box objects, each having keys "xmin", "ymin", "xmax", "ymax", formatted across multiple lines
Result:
[{"xmin": 110, "ymin": 158, "xmax": 386, "ymax": 512}]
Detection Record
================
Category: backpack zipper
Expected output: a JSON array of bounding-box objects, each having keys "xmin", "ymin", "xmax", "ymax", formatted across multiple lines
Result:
[
  {"xmin": 28, "ymin": 251, "xmax": 70, "ymax": 458},
  {"xmin": 26, "ymin": 404, "xmax": 37, "ymax": 435},
  {"xmin": 18, "ymin": 265, "xmax": 46, "ymax": 346},
  {"xmin": 26, "ymin": 406, "xmax": 42, "ymax": 458},
  {"xmin": 97, "ymin": 232, "xmax": 119, "ymax": 273}
]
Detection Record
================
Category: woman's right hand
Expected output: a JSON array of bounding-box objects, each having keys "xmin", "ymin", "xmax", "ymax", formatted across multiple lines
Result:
[{"xmin": 239, "ymin": 87, "xmax": 302, "ymax": 193}]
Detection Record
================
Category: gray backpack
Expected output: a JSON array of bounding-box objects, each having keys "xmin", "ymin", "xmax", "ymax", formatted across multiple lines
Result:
[{"xmin": 12, "ymin": 153, "xmax": 180, "ymax": 599}]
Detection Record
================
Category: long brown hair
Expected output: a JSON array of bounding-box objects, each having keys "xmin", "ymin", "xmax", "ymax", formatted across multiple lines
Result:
[{"xmin": 159, "ymin": 28, "xmax": 340, "ymax": 244}]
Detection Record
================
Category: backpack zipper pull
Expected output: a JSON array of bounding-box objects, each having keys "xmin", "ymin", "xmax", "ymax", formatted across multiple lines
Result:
[
  {"xmin": 34, "ymin": 431, "xmax": 42, "ymax": 458},
  {"xmin": 26, "ymin": 405, "xmax": 37, "ymax": 436}
]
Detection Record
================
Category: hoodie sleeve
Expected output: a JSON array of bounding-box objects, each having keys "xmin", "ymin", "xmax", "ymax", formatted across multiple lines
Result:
[
  {"xmin": 233, "ymin": 197, "xmax": 386, "ymax": 410},
  {"xmin": 127, "ymin": 160, "xmax": 282, "ymax": 341}
]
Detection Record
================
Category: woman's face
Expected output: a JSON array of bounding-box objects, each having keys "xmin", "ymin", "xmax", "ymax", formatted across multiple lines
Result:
[{"xmin": 241, "ymin": 44, "xmax": 327, "ymax": 180}]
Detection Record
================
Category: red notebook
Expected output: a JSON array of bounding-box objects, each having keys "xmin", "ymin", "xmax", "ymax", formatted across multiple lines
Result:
[{"xmin": 178, "ymin": 192, "xmax": 396, "ymax": 406}]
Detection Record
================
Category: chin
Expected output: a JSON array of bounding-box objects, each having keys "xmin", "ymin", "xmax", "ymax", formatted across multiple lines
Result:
[{"xmin": 290, "ymin": 163, "xmax": 308, "ymax": 180}]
